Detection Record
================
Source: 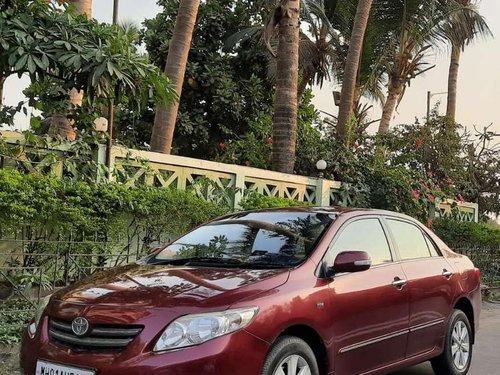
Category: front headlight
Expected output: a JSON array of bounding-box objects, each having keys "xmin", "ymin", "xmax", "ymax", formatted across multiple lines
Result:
[
  {"xmin": 153, "ymin": 307, "xmax": 258, "ymax": 352},
  {"xmin": 28, "ymin": 295, "xmax": 52, "ymax": 338}
]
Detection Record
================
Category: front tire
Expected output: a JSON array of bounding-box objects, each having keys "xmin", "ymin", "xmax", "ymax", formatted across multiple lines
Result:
[
  {"xmin": 431, "ymin": 309, "xmax": 473, "ymax": 375},
  {"xmin": 261, "ymin": 335, "xmax": 319, "ymax": 375}
]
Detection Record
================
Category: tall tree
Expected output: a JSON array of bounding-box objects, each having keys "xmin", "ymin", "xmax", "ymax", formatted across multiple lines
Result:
[
  {"xmin": 268, "ymin": 0, "xmax": 301, "ymax": 173},
  {"xmin": 150, "ymin": 0, "xmax": 200, "ymax": 154},
  {"xmin": 336, "ymin": 0, "xmax": 373, "ymax": 141},
  {"xmin": 444, "ymin": 0, "xmax": 490, "ymax": 121},
  {"xmin": 46, "ymin": 0, "xmax": 93, "ymax": 139},
  {"xmin": 69, "ymin": 0, "xmax": 92, "ymax": 17}
]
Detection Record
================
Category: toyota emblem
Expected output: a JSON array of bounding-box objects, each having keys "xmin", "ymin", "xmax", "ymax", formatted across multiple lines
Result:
[{"xmin": 71, "ymin": 317, "xmax": 90, "ymax": 336}]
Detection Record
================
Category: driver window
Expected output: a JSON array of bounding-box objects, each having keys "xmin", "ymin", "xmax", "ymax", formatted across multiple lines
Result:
[{"xmin": 329, "ymin": 218, "xmax": 392, "ymax": 266}]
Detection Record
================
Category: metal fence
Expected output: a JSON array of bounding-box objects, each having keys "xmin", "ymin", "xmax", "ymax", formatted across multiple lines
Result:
[
  {"xmin": 450, "ymin": 243, "xmax": 500, "ymax": 288},
  {"xmin": 0, "ymin": 232, "xmax": 152, "ymax": 341},
  {"xmin": 1, "ymin": 235, "xmax": 498, "ymax": 343}
]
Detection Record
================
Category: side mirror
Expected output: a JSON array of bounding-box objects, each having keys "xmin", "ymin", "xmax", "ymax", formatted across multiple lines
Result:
[{"xmin": 327, "ymin": 251, "xmax": 372, "ymax": 276}]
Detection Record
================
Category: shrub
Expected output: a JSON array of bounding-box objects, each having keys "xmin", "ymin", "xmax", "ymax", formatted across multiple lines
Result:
[
  {"xmin": 432, "ymin": 219, "xmax": 500, "ymax": 247},
  {"xmin": 239, "ymin": 192, "xmax": 313, "ymax": 210},
  {"xmin": 0, "ymin": 170, "xmax": 227, "ymax": 239}
]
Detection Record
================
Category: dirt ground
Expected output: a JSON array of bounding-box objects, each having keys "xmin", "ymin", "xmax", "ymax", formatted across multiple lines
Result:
[{"xmin": 0, "ymin": 344, "xmax": 20, "ymax": 375}]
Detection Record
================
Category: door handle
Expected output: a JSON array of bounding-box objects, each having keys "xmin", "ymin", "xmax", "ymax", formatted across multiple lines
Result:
[
  {"xmin": 442, "ymin": 270, "xmax": 453, "ymax": 278},
  {"xmin": 392, "ymin": 277, "xmax": 407, "ymax": 289}
]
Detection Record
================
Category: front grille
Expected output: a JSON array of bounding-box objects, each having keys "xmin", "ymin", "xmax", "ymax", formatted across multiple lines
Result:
[{"xmin": 48, "ymin": 318, "xmax": 143, "ymax": 352}]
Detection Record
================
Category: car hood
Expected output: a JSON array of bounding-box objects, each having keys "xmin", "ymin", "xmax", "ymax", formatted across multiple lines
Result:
[{"xmin": 52, "ymin": 264, "xmax": 289, "ymax": 309}]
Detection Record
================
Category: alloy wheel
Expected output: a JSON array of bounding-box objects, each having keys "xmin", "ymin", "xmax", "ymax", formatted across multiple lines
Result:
[
  {"xmin": 273, "ymin": 354, "xmax": 311, "ymax": 375},
  {"xmin": 451, "ymin": 320, "xmax": 470, "ymax": 371}
]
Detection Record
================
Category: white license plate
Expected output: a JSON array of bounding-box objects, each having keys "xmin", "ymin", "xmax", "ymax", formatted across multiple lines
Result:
[{"xmin": 35, "ymin": 360, "xmax": 95, "ymax": 375}]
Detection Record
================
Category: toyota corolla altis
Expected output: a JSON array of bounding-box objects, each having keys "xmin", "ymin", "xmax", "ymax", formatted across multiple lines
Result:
[{"xmin": 21, "ymin": 208, "xmax": 481, "ymax": 375}]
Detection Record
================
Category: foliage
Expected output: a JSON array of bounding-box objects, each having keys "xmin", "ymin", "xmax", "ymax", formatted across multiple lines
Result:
[
  {"xmin": 433, "ymin": 218, "xmax": 500, "ymax": 247},
  {"xmin": 0, "ymin": 299, "xmax": 33, "ymax": 344},
  {"xmin": 142, "ymin": 0, "xmax": 274, "ymax": 157},
  {"xmin": 0, "ymin": 0, "xmax": 175, "ymax": 132},
  {"xmin": 215, "ymin": 90, "xmax": 324, "ymax": 173},
  {"xmin": 0, "ymin": 131, "xmax": 108, "ymax": 183},
  {"xmin": 240, "ymin": 192, "xmax": 313, "ymax": 211},
  {"xmin": 0, "ymin": 169, "xmax": 226, "ymax": 239}
]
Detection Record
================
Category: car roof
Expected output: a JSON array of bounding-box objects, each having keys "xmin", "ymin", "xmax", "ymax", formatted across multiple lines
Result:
[{"xmin": 221, "ymin": 206, "xmax": 418, "ymax": 222}]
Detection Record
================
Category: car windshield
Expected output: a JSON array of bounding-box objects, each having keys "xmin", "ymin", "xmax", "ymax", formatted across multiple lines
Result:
[{"xmin": 149, "ymin": 211, "xmax": 335, "ymax": 268}]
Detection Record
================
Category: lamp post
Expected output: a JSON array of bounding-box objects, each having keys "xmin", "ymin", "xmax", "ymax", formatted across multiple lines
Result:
[
  {"xmin": 316, "ymin": 160, "xmax": 327, "ymax": 179},
  {"xmin": 426, "ymin": 91, "xmax": 447, "ymax": 123},
  {"xmin": 106, "ymin": 0, "xmax": 120, "ymax": 173}
]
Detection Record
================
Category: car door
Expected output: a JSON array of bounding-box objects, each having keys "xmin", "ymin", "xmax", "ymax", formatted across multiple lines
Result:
[
  {"xmin": 384, "ymin": 218, "xmax": 456, "ymax": 358},
  {"xmin": 324, "ymin": 217, "xmax": 410, "ymax": 375}
]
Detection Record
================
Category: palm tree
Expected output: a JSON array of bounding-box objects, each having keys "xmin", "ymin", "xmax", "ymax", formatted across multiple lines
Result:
[
  {"xmin": 150, "ymin": 0, "xmax": 200, "ymax": 154},
  {"xmin": 444, "ymin": 0, "xmax": 490, "ymax": 121},
  {"xmin": 269, "ymin": 0, "xmax": 301, "ymax": 173},
  {"xmin": 376, "ymin": 0, "xmax": 478, "ymax": 134},
  {"xmin": 336, "ymin": 0, "xmax": 373, "ymax": 141}
]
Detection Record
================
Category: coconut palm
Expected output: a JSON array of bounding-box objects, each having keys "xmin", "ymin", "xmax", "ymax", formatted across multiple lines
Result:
[
  {"xmin": 150, "ymin": 0, "xmax": 200, "ymax": 154},
  {"xmin": 265, "ymin": 0, "xmax": 301, "ymax": 173},
  {"xmin": 376, "ymin": 0, "xmax": 485, "ymax": 134},
  {"xmin": 335, "ymin": 0, "xmax": 373, "ymax": 141},
  {"xmin": 226, "ymin": 0, "xmax": 341, "ymax": 102},
  {"xmin": 443, "ymin": 0, "xmax": 490, "ymax": 121}
]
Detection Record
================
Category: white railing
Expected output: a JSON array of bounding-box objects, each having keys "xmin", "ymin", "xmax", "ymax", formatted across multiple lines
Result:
[
  {"xmin": 110, "ymin": 146, "xmax": 343, "ymax": 209},
  {"xmin": 0, "ymin": 130, "xmax": 480, "ymax": 220}
]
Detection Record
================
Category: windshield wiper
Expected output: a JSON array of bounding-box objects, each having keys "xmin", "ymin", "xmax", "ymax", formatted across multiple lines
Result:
[
  {"xmin": 149, "ymin": 257, "xmax": 290, "ymax": 269},
  {"xmin": 149, "ymin": 257, "xmax": 244, "ymax": 266}
]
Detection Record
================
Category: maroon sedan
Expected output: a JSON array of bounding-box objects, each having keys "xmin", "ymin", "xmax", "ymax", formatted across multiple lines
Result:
[{"xmin": 21, "ymin": 208, "xmax": 481, "ymax": 375}]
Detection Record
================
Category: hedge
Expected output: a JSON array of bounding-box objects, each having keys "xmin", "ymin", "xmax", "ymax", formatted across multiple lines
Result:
[{"xmin": 432, "ymin": 218, "xmax": 500, "ymax": 248}]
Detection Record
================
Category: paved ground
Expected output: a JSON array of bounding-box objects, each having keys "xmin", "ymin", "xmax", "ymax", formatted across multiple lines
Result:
[
  {"xmin": 2, "ymin": 303, "xmax": 499, "ymax": 375},
  {"xmin": 392, "ymin": 302, "xmax": 500, "ymax": 375}
]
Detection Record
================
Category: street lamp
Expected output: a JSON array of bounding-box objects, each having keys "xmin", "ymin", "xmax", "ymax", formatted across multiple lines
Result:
[
  {"xmin": 316, "ymin": 160, "xmax": 327, "ymax": 178},
  {"xmin": 426, "ymin": 91, "xmax": 447, "ymax": 123}
]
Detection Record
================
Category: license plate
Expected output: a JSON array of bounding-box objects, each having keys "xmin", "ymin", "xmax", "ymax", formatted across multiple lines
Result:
[{"xmin": 35, "ymin": 360, "xmax": 95, "ymax": 375}]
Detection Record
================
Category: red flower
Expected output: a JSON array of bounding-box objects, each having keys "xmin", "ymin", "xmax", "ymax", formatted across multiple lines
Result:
[
  {"xmin": 457, "ymin": 194, "xmax": 465, "ymax": 203},
  {"xmin": 218, "ymin": 142, "xmax": 226, "ymax": 151},
  {"xmin": 426, "ymin": 193, "xmax": 435, "ymax": 203},
  {"xmin": 415, "ymin": 139, "xmax": 424, "ymax": 147},
  {"xmin": 411, "ymin": 189, "xmax": 420, "ymax": 199},
  {"xmin": 266, "ymin": 137, "xmax": 273, "ymax": 145},
  {"xmin": 426, "ymin": 218, "xmax": 433, "ymax": 228}
]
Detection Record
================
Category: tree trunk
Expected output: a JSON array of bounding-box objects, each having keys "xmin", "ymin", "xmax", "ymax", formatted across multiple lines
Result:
[
  {"xmin": 378, "ymin": 80, "xmax": 403, "ymax": 134},
  {"xmin": 446, "ymin": 45, "xmax": 460, "ymax": 121},
  {"xmin": 271, "ymin": 0, "xmax": 301, "ymax": 174},
  {"xmin": 297, "ymin": 68, "xmax": 314, "ymax": 102},
  {"xmin": 48, "ymin": 0, "xmax": 92, "ymax": 140},
  {"xmin": 336, "ymin": 0, "xmax": 373, "ymax": 140},
  {"xmin": 69, "ymin": 0, "xmax": 92, "ymax": 19},
  {"xmin": 150, "ymin": 0, "xmax": 200, "ymax": 154}
]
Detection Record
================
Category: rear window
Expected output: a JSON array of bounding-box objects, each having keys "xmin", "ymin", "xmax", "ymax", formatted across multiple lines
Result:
[{"xmin": 387, "ymin": 219, "xmax": 432, "ymax": 260}]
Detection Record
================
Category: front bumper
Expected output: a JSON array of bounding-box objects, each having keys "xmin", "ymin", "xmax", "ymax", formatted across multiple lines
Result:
[{"xmin": 20, "ymin": 320, "xmax": 269, "ymax": 375}]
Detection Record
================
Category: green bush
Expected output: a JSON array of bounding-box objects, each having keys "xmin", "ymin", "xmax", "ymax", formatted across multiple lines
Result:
[
  {"xmin": 432, "ymin": 218, "xmax": 500, "ymax": 247},
  {"xmin": 0, "ymin": 170, "xmax": 227, "ymax": 238},
  {"xmin": 240, "ymin": 192, "xmax": 313, "ymax": 210},
  {"xmin": 0, "ymin": 299, "xmax": 34, "ymax": 344}
]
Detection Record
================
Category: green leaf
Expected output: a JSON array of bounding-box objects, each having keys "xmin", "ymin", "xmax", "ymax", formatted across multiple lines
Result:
[{"xmin": 14, "ymin": 54, "xmax": 28, "ymax": 71}]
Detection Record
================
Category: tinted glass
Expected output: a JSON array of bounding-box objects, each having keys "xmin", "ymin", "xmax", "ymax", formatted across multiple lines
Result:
[
  {"xmin": 424, "ymin": 235, "xmax": 440, "ymax": 257},
  {"xmin": 387, "ymin": 219, "xmax": 431, "ymax": 260},
  {"xmin": 152, "ymin": 211, "xmax": 335, "ymax": 267},
  {"xmin": 330, "ymin": 219, "xmax": 392, "ymax": 266}
]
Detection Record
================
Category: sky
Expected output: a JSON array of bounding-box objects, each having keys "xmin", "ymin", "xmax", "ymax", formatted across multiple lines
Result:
[{"xmin": 3, "ymin": 0, "xmax": 500, "ymax": 134}]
